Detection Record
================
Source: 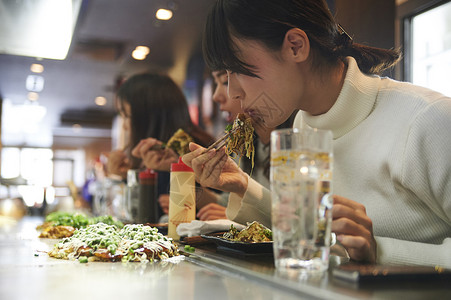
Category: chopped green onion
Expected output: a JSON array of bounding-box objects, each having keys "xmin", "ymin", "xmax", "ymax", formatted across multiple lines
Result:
[{"xmin": 79, "ymin": 256, "xmax": 88, "ymax": 263}]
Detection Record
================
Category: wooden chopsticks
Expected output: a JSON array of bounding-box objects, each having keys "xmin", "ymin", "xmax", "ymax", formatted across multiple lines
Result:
[
  {"xmin": 149, "ymin": 144, "xmax": 166, "ymax": 151},
  {"xmin": 204, "ymin": 127, "xmax": 238, "ymax": 153}
]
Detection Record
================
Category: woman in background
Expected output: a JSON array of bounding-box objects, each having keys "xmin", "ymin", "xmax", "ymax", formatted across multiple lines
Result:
[
  {"xmin": 107, "ymin": 73, "xmax": 215, "ymax": 216},
  {"xmin": 197, "ymin": 70, "xmax": 296, "ymax": 221},
  {"xmin": 110, "ymin": 73, "xmax": 214, "ymax": 174}
]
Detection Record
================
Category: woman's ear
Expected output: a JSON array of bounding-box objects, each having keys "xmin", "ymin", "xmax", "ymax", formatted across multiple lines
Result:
[{"xmin": 282, "ymin": 28, "xmax": 310, "ymax": 63}]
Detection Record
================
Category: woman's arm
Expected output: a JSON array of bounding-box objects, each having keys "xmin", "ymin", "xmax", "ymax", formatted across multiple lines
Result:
[
  {"xmin": 376, "ymin": 237, "xmax": 451, "ymax": 268},
  {"xmin": 226, "ymin": 177, "xmax": 272, "ymax": 228}
]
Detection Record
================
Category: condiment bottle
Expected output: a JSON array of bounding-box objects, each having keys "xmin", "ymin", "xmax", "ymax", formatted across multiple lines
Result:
[
  {"xmin": 168, "ymin": 157, "xmax": 196, "ymax": 240},
  {"xmin": 126, "ymin": 169, "xmax": 140, "ymax": 222},
  {"xmin": 138, "ymin": 169, "xmax": 159, "ymax": 224}
]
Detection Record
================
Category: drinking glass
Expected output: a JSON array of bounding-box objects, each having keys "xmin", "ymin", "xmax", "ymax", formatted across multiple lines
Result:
[{"xmin": 270, "ymin": 127, "xmax": 333, "ymax": 274}]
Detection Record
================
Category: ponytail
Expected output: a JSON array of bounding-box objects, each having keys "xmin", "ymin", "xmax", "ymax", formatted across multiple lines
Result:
[
  {"xmin": 341, "ymin": 43, "xmax": 401, "ymax": 75},
  {"xmin": 332, "ymin": 24, "xmax": 401, "ymax": 75}
]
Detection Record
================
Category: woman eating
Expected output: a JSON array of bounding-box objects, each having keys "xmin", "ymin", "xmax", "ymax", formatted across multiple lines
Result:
[{"xmin": 182, "ymin": 0, "xmax": 451, "ymax": 267}]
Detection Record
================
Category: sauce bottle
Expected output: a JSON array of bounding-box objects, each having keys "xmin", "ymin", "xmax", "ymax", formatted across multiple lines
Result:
[
  {"xmin": 168, "ymin": 157, "xmax": 196, "ymax": 240},
  {"xmin": 138, "ymin": 169, "xmax": 159, "ymax": 224}
]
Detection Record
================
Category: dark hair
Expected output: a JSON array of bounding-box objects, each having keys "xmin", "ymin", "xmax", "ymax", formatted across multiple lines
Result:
[
  {"xmin": 116, "ymin": 73, "xmax": 214, "ymax": 168},
  {"xmin": 203, "ymin": 0, "xmax": 401, "ymax": 76}
]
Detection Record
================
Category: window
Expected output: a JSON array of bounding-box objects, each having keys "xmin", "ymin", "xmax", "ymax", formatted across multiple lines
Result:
[
  {"xmin": 401, "ymin": 0, "xmax": 451, "ymax": 96},
  {"xmin": 0, "ymin": 147, "xmax": 85, "ymax": 206},
  {"xmin": 1, "ymin": 147, "xmax": 53, "ymax": 185},
  {"xmin": 1, "ymin": 147, "xmax": 53, "ymax": 202}
]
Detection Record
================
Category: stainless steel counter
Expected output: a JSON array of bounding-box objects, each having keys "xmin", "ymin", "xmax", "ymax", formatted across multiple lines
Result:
[{"xmin": 1, "ymin": 216, "xmax": 449, "ymax": 300}]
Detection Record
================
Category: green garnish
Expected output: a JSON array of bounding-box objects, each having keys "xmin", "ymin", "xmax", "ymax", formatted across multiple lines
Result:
[
  {"xmin": 225, "ymin": 124, "xmax": 233, "ymax": 132},
  {"xmin": 44, "ymin": 212, "xmax": 124, "ymax": 229},
  {"xmin": 184, "ymin": 245, "xmax": 195, "ymax": 252},
  {"xmin": 79, "ymin": 256, "xmax": 88, "ymax": 263}
]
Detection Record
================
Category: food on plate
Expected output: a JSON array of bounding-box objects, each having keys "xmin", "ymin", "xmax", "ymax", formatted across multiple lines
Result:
[
  {"xmin": 225, "ymin": 113, "xmax": 255, "ymax": 169},
  {"xmin": 223, "ymin": 221, "xmax": 272, "ymax": 243},
  {"xmin": 39, "ymin": 225, "xmax": 77, "ymax": 239},
  {"xmin": 166, "ymin": 128, "xmax": 194, "ymax": 156},
  {"xmin": 37, "ymin": 212, "xmax": 124, "ymax": 239},
  {"xmin": 48, "ymin": 223, "xmax": 179, "ymax": 263}
]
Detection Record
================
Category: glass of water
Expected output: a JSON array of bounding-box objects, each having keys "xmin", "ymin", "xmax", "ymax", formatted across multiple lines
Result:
[{"xmin": 270, "ymin": 128, "xmax": 333, "ymax": 274}]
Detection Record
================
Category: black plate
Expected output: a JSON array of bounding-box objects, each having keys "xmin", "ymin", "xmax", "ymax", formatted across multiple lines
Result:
[{"xmin": 200, "ymin": 233, "xmax": 273, "ymax": 254}]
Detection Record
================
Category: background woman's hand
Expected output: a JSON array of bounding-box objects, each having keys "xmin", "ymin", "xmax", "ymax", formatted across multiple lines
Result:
[
  {"xmin": 105, "ymin": 150, "xmax": 129, "ymax": 179},
  {"xmin": 132, "ymin": 138, "xmax": 178, "ymax": 171},
  {"xmin": 158, "ymin": 194, "xmax": 169, "ymax": 214},
  {"xmin": 182, "ymin": 143, "xmax": 249, "ymax": 197},
  {"xmin": 196, "ymin": 203, "xmax": 227, "ymax": 221},
  {"xmin": 332, "ymin": 195, "xmax": 377, "ymax": 263}
]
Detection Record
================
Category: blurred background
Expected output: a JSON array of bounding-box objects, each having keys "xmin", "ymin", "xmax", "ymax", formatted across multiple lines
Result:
[{"xmin": 0, "ymin": 0, "xmax": 449, "ymax": 218}]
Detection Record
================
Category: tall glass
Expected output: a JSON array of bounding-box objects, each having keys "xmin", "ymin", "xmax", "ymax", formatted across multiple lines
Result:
[{"xmin": 270, "ymin": 128, "xmax": 333, "ymax": 274}]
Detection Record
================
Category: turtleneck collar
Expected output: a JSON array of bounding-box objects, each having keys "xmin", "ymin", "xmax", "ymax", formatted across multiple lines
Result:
[{"xmin": 302, "ymin": 57, "xmax": 381, "ymax": 139}]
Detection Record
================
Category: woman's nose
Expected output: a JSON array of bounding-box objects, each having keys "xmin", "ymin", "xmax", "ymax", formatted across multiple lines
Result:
[
  {"xmin": 212, "ymin": 86, "xmax": 225, "ymax": 104},
  {"xmin": 227, "ymin": 72, "xmax": 244, "ymax": 101}
]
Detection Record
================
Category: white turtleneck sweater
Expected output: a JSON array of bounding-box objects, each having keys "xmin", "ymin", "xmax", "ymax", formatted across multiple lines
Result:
[{"xmin": 226, "ymin": 57, "xmax": 451, "ymax": 268}]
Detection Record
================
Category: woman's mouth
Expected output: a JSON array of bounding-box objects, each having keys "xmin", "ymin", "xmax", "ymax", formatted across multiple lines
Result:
[{"xmin": 221, "ymin": 111, "xmax": 234, "ymax": 122}]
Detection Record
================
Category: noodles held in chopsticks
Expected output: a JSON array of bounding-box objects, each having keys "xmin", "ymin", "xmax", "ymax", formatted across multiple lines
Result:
[{"xmin": 225, "ymin": 114, "xmax": 255, "ymax": 170}]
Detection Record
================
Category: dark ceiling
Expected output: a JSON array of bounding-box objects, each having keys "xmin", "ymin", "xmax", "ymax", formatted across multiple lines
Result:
[{"xmin": 0, "ymin": 0, "xmax": 214, "ymax": 148}]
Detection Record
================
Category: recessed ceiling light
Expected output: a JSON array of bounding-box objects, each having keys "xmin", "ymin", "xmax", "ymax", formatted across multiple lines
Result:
[
  {"xmin": 135, "ymin": 46, "xmax": 150, "ymax": 55},
  {"xmin": 27, "ymin": 92, "xmax": 39, "ymax": 101},
  {"xmin": 95, "ymin": 96, "xmax": 107, "ymax": 106},
  {"xmin": 30, "ymin": 64, "xmax": 44, "ymax": 73},
  {"xmin": 156, "ymin": 8, "xmax": 173, "ymax": 20},
  {"xmin": 72, "ymin": 124, "xmax": 82, "ymax": 133},
  {"xmin": 132, "ymin": 50, "xmax": 146, "ymax": 60},
  {"xmin": 132, "ymin": 45, "xmax": 150, "ymax": 60}
]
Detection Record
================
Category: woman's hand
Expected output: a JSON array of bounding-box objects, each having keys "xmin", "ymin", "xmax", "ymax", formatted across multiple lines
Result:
[
  {"xmin": 332, "ymin": 195, "xmax": 377, "ymax": 263},
  {"xmin": 158, "ymin": 194, "xmax": 169, "ymax": 214},
  {"xmin": 132, "ymin": 138, "xmax": 178, "ymax": 172},
  {"xmin": 182, "ymin": 143, "xmax": 249, "ymax": 197},
  {"xmin": 196, "ymin": 203, "xmax": 227, "ymax": 221},
  {"xmin": 105, "ymin": 150, "xmax": 129, "ymax": 179}
]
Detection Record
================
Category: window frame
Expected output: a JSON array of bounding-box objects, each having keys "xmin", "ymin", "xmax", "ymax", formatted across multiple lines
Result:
[{"xmin": 397, "ymin": 0, "xmax": 451, "ymax": 81}]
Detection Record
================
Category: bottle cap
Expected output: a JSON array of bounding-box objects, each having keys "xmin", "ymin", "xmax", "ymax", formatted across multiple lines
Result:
[
  {"xmin": 171, "ymin": 157, "xmax": 193, "ymax": 172},
  {"xmin": 139, "ymin": 168, "xmax": 157, "ymax": 179}
]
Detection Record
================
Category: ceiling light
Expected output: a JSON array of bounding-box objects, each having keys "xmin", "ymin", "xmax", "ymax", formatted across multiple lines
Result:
[
  {"xmin": 30, "ymin": 64, "xmax": 44, "ymax": 73},
  {"xmin": 156, "ymin": 9, "xmax": 173, "ymax": 20},
  {"xmin": 132, "ymin": 50, "xmax": 146, "ymax": 60},
  {"xmin": 72, "ymin": 124, "xmax": 82, "ymax": 133},
  {"xmin": 26, "ymin": 75, "xmax": 45, "ymax": 92},
  {"xmin": 135, "ymin": 46, "xmax": 150, "ymax": 55},
  {"xmin": 132, "ymin": 46, "xmax": 150, "ymax": 60},
  {"xmin": 0, "ymin": 0, "xmax": 82, "ymax": 60},
  {"xmin": 95, "ymin": 96, "xmax": 107, "ymax": 106},
  {"xmin": 27, "ymin": 92, "xmax": 39, "ymax": 101}
]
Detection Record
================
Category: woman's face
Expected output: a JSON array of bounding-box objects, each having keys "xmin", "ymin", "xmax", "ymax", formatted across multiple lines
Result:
[
  {"xmin": 226, "ymin": 38, "xmax": 302, "ymax": 128},
  {"xmin": 212, "ymin": 70, "xmax": 242, "ymax": 123},
  {"xmin": 119, "ymin": 100, "xmax": 132, "ymax": 134}
]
